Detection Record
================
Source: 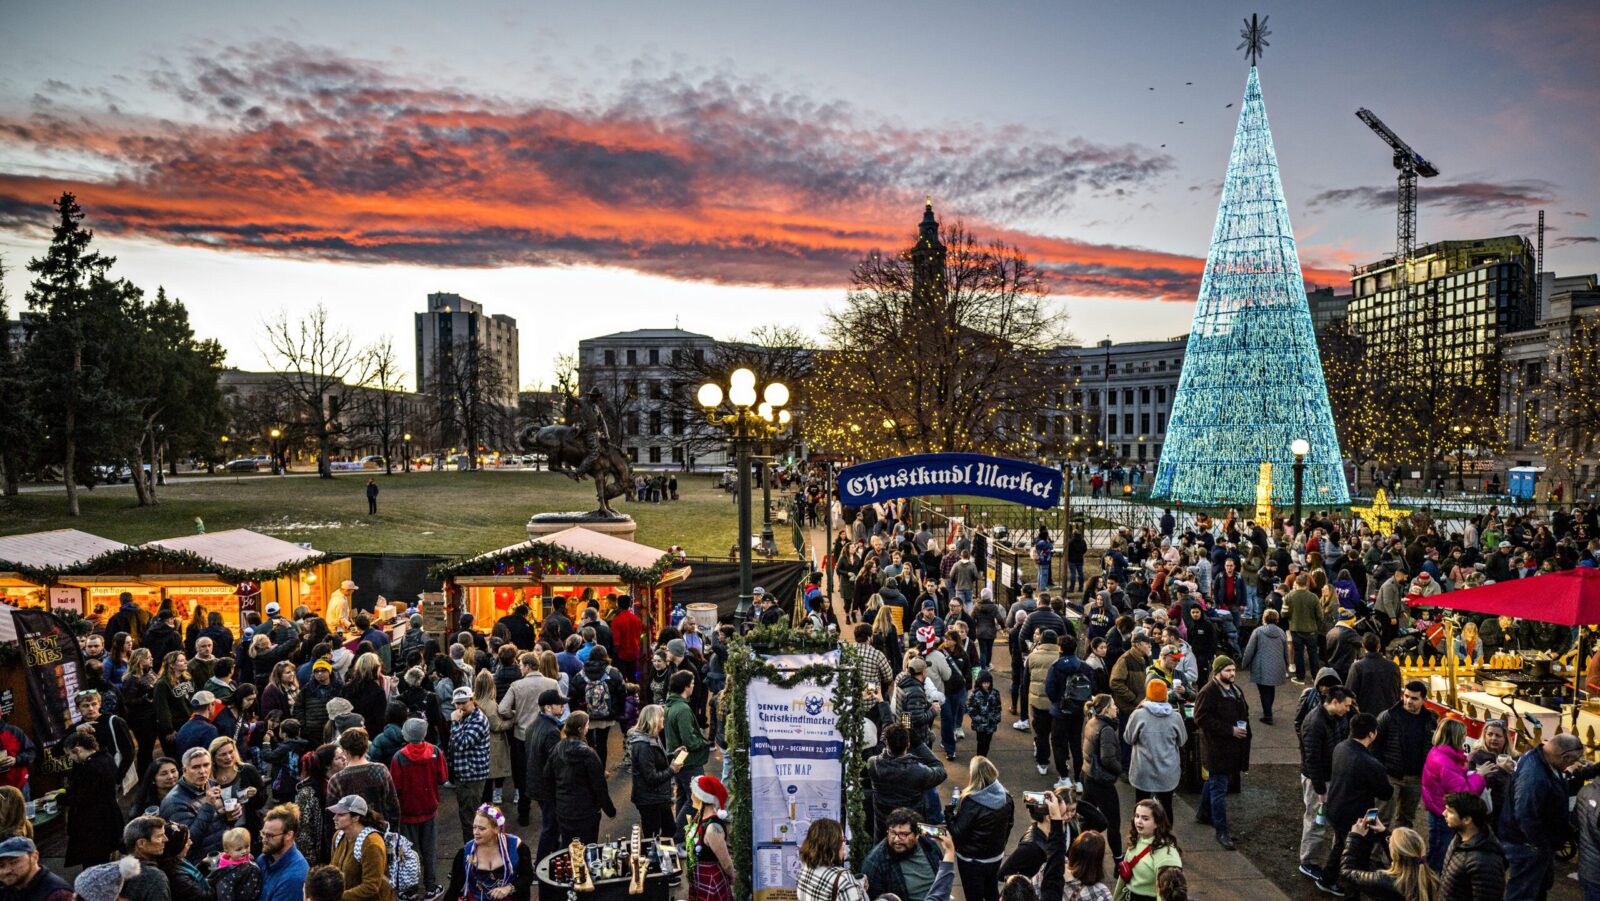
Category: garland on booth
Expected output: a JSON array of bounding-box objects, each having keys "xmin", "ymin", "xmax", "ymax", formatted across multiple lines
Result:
[
  {"xmin": 427, "ymin": 541, "xmax": 678, "ymax": 585},
  {"xmin": 721, "ymin": 625, "xmax": 867, "ymax": 899},
  {"xmin": 0, "ymin": 545, "xmax": 328, "ymax": 586}
]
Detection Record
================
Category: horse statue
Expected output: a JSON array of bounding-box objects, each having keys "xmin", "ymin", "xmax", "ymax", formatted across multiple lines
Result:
[{"xmin": 516, "ymin": 394, "xmax": 633, "ymax": 519}]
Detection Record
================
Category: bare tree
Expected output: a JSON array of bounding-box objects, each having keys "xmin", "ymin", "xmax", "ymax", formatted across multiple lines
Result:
[
  {"xmin": 1531, "ymin": 316, "xmax": 1600, "ymax": 496},
  {"xmin": 424, "ymin": 338, "xmax": 513, "ymax": 469},
  {"xmin": 353, "ymin": 337, "xmax": 406, "ymax": 475},
  {"xmin": 809, "ymin": 221, "xmax": 1071, "ymax": 458},
  {"xmin": 661, "ymin": 324, "xmax": 814, "ymax": 468},
  {"xmin": 261, "ymin": 304, "xmax": 358, "ymax": 478}
]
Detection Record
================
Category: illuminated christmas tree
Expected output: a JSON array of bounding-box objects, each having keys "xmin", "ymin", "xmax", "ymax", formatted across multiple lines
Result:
[{"xmin": 1153, "ymin": 65, "xmax": 1350, "ymax": 506}]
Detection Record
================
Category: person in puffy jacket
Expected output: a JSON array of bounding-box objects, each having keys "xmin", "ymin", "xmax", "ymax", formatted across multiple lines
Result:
[
  {"xmin": 866, "ymin": 724, "xmax": 946, "ymax": 837},
  {"xmin": 943, "ymin": 756, "xmax": 1012, "ymax": 901},
  {"xmin": 1079, "ymin": 694, "xmax": 1124, "ymax": 860},
  {"xmin": 1124, "ymin": 679, "xmax": 1186, "ymax": 816},
  {"xmin": 1420, "ymin": 720, "xmax": 1499, "ymax": 872},
  {"xmin": 964, "ymin": 671, "xmax": 1001, "ymax": 758},
  {"xmin": 627, "ymin": 705, "xmax": 678, "ymax": 839},
  {"xmin": 892, "ymin": 660, "xmax": 936, "ymax": 751},
  {"xmin": 1439, "ymin": 791, "xmax": 1506, "ymax": 901}
]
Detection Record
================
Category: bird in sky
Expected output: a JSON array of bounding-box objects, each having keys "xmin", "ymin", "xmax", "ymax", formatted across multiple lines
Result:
[
  {"xmin": 1225, "ymin": 102, "xmax": 1234, "ymax": 108},
  {"xmin": 1185, "ymin": 81, "xmax": 1193, "ymax": 85}
]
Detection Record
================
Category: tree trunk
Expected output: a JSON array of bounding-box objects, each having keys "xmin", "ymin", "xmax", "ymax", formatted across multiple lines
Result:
[
  {"xmin": 0, "ymin": 454, "xmax": 16, "ymax": 497},
  {"xmin": 131, "ymin": 435, "xmax": 152, "ymax": 507},
  {"xmin": 64, "ymin": 346, "xmax": 80, "ymax": 516}
]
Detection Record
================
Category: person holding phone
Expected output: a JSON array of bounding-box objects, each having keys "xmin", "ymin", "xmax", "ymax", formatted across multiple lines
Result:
[{"xmin": 1339, "ymin": 818, "xmax": 1439, "ymax": 901}]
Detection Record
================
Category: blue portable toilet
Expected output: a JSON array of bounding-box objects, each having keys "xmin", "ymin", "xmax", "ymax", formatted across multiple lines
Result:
[{"xmin": 1507, "ymin": 466, "xmax": 1543, "ymax": 501}]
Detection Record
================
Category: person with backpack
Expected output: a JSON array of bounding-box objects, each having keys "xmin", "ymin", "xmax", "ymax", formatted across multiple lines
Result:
[
  {"xmin": 567, "ymin": 646, "xmax": 626, "ymax": 769},
  {"xmin": 444, "ymin": 803, "xmax": 534, "ymax": 901},
  {"xmin": 1044, "ymin": 633, "xmax": 1092, "ymax": 781},
  {"xmin": 209, "ymin": 827, "xmax": 264, "ymax": 901},
  {"xmin": 389, "ymin": 718, "xmax": 448, "ymax": 896},
  {"xmin": 327, "ymin": 795, "xmax": 396, "ymax": 901}
]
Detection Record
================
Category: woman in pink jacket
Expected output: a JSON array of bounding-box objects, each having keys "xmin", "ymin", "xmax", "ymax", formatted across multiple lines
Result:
[{"xmin": 1420, "ymin": 719, "xmax": 1499, "ymax": 871}]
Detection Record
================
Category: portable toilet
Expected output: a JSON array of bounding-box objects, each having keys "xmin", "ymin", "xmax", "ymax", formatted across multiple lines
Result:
[{"xmin": 1507, "ymin": 466, "xmax": 1544, "ymax": 500}]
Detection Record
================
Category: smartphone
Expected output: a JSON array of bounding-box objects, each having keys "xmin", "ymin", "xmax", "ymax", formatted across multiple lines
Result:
[
  {"xmin": 1364, "ymin": 808, "xmax": 1379, "ymax": 825},
  {"xmin": 917, "ymin": 824, "xmax": 948, "ymax": 839},
  {"xmin": 1023, "ymin": 791, "xmax": 1050, "ymax": 808},
  {"xmin": 672, "ymin": 747, "xmax": 689, "ymax": 766}
]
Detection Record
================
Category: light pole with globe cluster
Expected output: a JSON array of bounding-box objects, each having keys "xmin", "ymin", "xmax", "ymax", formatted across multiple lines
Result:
[{"xmin": 698, "ymin": 368, "xmax": 790, "ymax": 621}]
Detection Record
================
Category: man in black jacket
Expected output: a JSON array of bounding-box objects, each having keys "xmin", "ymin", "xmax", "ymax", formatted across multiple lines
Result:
[
  {"xmin": 1320, "ymin": 712, "xmax": 1391, "ymax": 894},
  {"xmin": 1298, "ymin": 686, "xmax": 1353, "ymax": 884},
  {"xmin": 1374, "ymin": 680, "xmax": 1436, "ymax": 831},
  {"xmin": 1441, "ymin": 792, "xmax": 1506, "ymax": 901},
  {"xmin": 1344, "ymin": 634, "xmax": 1400, "ymax": 717},
  {"xmin": 866, "ymin": 724, "xmax": 947, "ymax": 837},
  {"xmin": 524, "ymin": 690, "xmax": 567, "ymax": 860},
  {"xmin": 142, "ymin": 611, "xmax": 183, "ymax": 664}
]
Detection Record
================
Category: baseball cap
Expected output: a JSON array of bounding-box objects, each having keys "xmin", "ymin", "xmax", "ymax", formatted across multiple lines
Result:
[
  {"xmin": 905, "ymin": 657, "xmax": 928, "ymax": 674},
  {"xmin": 265, "ymin": 602, "xmax": 280, "ymax": 615},
  {"xmin": 0, "ymin": 836, "xmax": 37, "ymax": 857},
  {"xmin": 189, "ymin": 690, "xmax": 217, "ymax": 709},
  {"xmin": 327, "ymin": 795, "xmax": 369, "ymax": 816},
  {"xmin": 452, "ymin": 687, "xmax": 473, "ymax": 705},
  {"xmin": 538, "ymin": 689, "xmax": 567, "ymax": 707},
  {"xmin": 1498, "ymin": 541, "xmax": 1511, "ymax": 549},
  {"xmin": 341, "ymin": 580, "xmax": 358, "ymax": 591}
]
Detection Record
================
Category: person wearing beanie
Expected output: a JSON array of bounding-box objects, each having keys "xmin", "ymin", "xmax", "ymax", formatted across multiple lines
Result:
[
  {"xmin": 1124, "ymin": 675, "xmax": 1185, "ymax": 817},
  {"xmin": 1193, "ymin": 655, "xmax": 1251, "ymax": 849},
  {"xmin": 73, "ymin": 857, "xmax": 140, "ymax": 901},
  {"xmin": 686, "ymin": 775, "xmax": 734, "ymax": 901},
  {"xmin": 389, "ymin": 719, "xmax": 447, "ymax": 893}
]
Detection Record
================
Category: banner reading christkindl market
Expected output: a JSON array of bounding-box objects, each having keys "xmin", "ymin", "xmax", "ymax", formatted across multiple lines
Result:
[
  {"xmin": 838, "ymin": 452, "xmax": 1064, "ymax": 508},
  {"xmin": 747, "ymin": 651, "xmax": 844, "ymax": 901}
]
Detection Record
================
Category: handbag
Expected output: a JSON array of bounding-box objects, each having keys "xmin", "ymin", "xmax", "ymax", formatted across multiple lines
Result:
[{"xmin": 1116, "ymin": 841, "xmax": 1155, "ymax": 884}]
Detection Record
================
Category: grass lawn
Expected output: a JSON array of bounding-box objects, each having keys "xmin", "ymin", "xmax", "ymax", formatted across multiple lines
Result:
[{"xmin": 0, "ymin": 471, "xmax": 742, "ymax": 556}]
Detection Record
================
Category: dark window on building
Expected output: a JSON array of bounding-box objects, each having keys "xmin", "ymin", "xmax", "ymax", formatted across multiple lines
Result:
[
  {"xmin": 649, "ymin": 446, "xmax": 661, "ymax": 463},
  {"xmin": 1123, "ymin": 389, "xmax": 1134, "ymax": 404},
  {"xmin": 627, "ymin": 447, "xmax": 639, "ymax": 463},
  {"xmin": 604, "ymin": 349, "xmax": 616, "ymax": 366},
  {"xmin": 627, "ymin": 349, "xmax": 637, "ymax": 365},
  {"xmin": 1108, "ymin": 417, "xmax": 1118, "ymax": 436},
  {"xmin": 624, "ymin": 415, "xmax": 639, "ymax": 437},
  {"xmin": 672, "ymin": 446, "xmax": 684, "ymax": 463},
  {"xmin": 1141, "ymin": 413, "xmax": 1150, "ymax": 434},
  {"xmin": 1157, "ymin": 412, "xmax": 1167, "ymax": 432},
  {"xmin": 1123, "ymin": 413, "xmax": 1134, "ymax": 433},
  {"xmin": 650, "ymin": 411, "xmax": 662, "ymax": 434},
  {"xmin": 1157, "ymin": 387, "xmax": 1167, "ymax": 404},
  {"xmin": 1140, "ymin": 388, "xmax": 1151, "ymax": 404},
  {"xmin": 1073, "ymin": 415, "xmax": 1083, "ymax": 432},
  {"xmin": 649, "ymin": 348, "xmax": 659, "ymax": 365}
]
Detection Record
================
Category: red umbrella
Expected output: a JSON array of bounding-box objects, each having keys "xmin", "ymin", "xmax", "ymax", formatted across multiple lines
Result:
[{"xmin": 1405, "ymin": 567, "xmax": 1600, "ymax": 626}]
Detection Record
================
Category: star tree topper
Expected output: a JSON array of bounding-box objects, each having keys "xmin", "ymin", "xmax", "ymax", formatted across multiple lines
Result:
[{"xmin": 1352, "ymin": 488, "xmax": 1410, "ymax": 537}]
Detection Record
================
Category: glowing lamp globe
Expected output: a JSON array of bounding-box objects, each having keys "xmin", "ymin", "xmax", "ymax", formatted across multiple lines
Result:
[
  {"xmin": 778, "ymin": 410, "xmax": 791, "ymax": 424},
  {"xmin": 729, "ymin": 383, "xmax": 757, "ymax": 407},
  {"xmin": 1291, "ymin": 439, "xmax": 1311, "ymax": 458},
  {"xmin": 697, "ymin": 383, "xmax": 723, "ymax": 409},
  {"xmin": 758, "ymin": 402, "xmax": 773, "ymax": 421},
  {"xmin": 763, "ymin": 382, "xmax": 790, "ymax": 408},
  {"xmin": 730, "ymin": 368, "xmax": 757, "ymax": 390}
]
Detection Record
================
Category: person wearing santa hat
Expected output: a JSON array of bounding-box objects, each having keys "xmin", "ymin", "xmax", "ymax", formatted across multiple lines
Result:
[{"xmin": 686, "ymin": 775, "xmax": 734, "ymax": 901}]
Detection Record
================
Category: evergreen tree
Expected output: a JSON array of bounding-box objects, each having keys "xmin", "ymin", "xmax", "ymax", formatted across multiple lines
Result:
[
  {"xmin": 0, "ymin": 257, "xmax": 28, "ymax": 496},
  {"xmin": 22, "ymin": 193, "xmax": 137, "ymax": 515}
]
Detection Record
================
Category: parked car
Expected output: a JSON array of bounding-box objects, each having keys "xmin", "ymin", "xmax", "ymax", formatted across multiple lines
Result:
[
  {"xmin": 89, "ymin": 463, "xmax": 152, "ymax": 485},
  {"xmin": 224, "ymin": 457, "xmax": 261, "ymax": 472},
  {"xmin": 357, "ymin": 455, "xmax": 388, "ymax": 469}
]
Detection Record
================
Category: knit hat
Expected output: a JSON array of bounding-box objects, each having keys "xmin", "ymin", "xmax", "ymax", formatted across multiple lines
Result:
[
  {"xmin": 75, "ymin": 857, "xmax": 140, "ymax": 901},
  {"xmin": 690, "ymin": 775, "xmax": 729, "ymax": 819},
  {"xmin": 312, "ymin": 659, "xmax": 334, "ymax": 673},
  {"xmin": 538, "ymin": 689, "xmax": 567, "ymax": 707},
  {"xmin": 1212, "ymin": 655, "xmax": 1236, "ymax": 673},
  {"xmin": 666, "ymin": 638, "xmax": 688, "ymax": 657},
  {"xmin": 324, "ymin": 697, "xmax": 354, "ymax": 720},
  {"xmin": 402, "ymin": 718, "xmax": 427, "ymax": 743},
  {"xmin": 1145, "ymin": 679, "xmax": 1169, "ymax": 703}
]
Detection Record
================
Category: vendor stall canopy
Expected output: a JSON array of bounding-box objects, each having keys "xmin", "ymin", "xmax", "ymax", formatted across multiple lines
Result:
[
  {"xmin": 0, "ymin": 529, "xmax": 130, "ymax": 575},
  {"xmin": 1408, "ymin": 567, "xmax": 1600, "ymax": 626},
  {"xmin": 431, "ymin": 526, "xmax": 683, "ymax": 583}
]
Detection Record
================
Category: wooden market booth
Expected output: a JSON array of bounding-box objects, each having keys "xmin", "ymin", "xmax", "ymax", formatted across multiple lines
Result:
[
  {"xmin": 137, "ymin": 529, "xmax": 351, "ymax": 635},
  {"xmin": 435, "ymin": 526, "xmax": 690, "ymax": 639},
  {"xmin": 0, "ymin": 529, "xmax": 131, "ymax": 614}
]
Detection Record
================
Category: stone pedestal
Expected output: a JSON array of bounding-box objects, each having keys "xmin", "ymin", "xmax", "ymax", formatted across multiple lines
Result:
[{"xmin": 527, "ymin": 512, "xmax": 637, "ymax": 543}]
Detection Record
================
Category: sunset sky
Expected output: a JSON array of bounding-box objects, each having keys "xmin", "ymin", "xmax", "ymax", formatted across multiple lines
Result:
[{"xmin": 2, "ymin": 0, "xmax": 1596, "ymax": 386}]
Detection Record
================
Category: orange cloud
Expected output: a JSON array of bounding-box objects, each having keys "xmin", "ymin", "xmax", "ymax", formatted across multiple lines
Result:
[{"xmin": 0, "ymin": 43, "xmax": 1346, "ymax": 299}]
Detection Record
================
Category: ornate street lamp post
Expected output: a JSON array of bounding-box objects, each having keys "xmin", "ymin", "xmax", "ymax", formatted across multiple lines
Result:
[
  {"xmin": 1291, "ymin": 438, "xmax": 1310, "ymax": 529},
  {"xmin": 269, "ymin": 428, "xmax": 283, "ymax": 475},
  {"xmin": 698, "ymin": 368, "xmax": 789, "ymax": 621}
]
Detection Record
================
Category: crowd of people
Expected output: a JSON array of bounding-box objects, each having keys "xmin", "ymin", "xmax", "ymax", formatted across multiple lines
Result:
[{"xmin": 2, "ymin": 493, "xmax": 1599, "ymax": 901}]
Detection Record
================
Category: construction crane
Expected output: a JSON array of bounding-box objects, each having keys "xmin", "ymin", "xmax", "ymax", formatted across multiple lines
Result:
[{"xmin": 1355, "ymin": 107, "xmax": 1440, "ymax": 270}]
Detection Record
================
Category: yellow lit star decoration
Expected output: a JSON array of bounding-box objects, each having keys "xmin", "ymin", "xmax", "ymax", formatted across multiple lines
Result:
[
  {"xmin": 1351, "ymin": 488, "xmax": 1409, "ymax": 537},
  {"xmin": 1254, "ymin": 462, "xmax": 1273, "ymax": 524}
]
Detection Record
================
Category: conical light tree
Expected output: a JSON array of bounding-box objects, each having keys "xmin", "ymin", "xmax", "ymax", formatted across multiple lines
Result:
[{"xmin": 1153, "ymin": 66, "xmax": 1350, "ymax": 506}]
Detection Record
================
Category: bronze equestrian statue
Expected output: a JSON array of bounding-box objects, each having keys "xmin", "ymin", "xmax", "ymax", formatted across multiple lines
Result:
[{"xmin": 516, "ymin": 389, "xmax": 633, "ymax": 518}]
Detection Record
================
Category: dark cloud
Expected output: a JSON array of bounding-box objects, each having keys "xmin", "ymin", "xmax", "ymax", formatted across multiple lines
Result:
[
  {"xmin": 0, "ymin": 42, "xmax": 1351, "ymax": 298},
  {"xmin": 1307, "ymin": 180, "xmax": 1558, "ymax": 218},
  {"xmin": 1552, "ymin": 235, "xmax": 1599, "ymax": 247}
]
